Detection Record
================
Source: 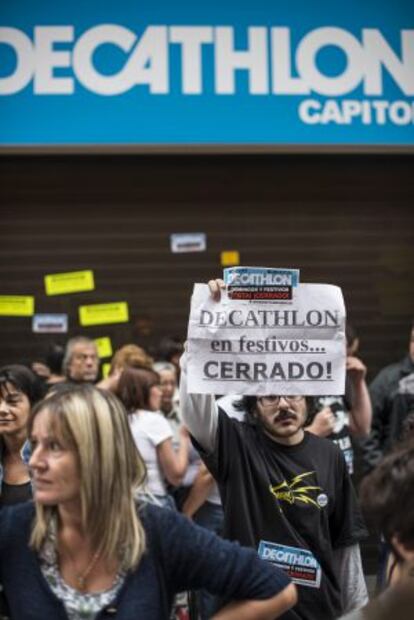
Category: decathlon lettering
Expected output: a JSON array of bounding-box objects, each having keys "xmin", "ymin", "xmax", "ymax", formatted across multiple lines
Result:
[
  {"xmin": 258, "ymin": 541, "xmax": 322, "ymax": 588},
  {"xmin": 261, "ymin": 546, "xmax": 318, "ymax": 567},
  {"xmin": 229, "ymin": 272, "xmax": 293, "ymax": 286},
  {"xmin": 1, "ymin": 26, "xmax": 413, "ymax": 126},
  {"xmin": 199, "ymin": 308, "xmax": 339, "ymax": 328}
]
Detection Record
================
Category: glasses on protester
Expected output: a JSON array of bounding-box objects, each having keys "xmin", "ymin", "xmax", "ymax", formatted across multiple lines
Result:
[{"xmin": 257, "ymin": 395, "xmax": 305, "ymax": 407}]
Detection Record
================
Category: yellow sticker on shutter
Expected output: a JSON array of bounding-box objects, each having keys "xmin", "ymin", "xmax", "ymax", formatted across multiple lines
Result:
[
  {"xmin": 221, "ymin": 251, "xmax": 240, "ymax": 267},
  {"xmin": 0, "ymin": 296, "xmax": 35, "ymax": 316},
  {"xmin": 94, "ymin": 337, "xmax": 113, "ymax": 359},
  {"xmin": 79, "ymin": 302, "xmax": 129, "ymax": 326},
  {"xmin": 101, "ymin": 363, "xmax": 111, "ymax": 379},
  {"xmin": 44, "ymin": 270, "xmax": 95, "ymax": 296}
]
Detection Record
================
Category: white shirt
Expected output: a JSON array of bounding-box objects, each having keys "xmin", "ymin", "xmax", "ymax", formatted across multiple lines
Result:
[{"xmin": 129, "ymin": 410, "xmax": 173, "ymax": 496}]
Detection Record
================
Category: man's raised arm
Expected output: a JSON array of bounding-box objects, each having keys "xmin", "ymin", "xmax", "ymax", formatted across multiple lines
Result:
[
  {"xmin": 180, "ymin": 279, "xmax": 227, "ymax": 453},
  {"xmin": 179, "ymin": 348, "xmax": 219, "ymax": 453}
]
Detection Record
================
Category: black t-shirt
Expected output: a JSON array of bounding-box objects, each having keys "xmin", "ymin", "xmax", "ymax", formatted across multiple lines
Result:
[{"xmin": 195, "ymin": 409, "xmax": 367, "ymax": 620}]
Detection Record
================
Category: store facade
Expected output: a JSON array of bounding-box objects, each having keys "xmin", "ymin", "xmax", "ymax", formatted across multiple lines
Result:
[{"xmin": 1, "ymin": 1, "xmax": 413, "ymax": 376}]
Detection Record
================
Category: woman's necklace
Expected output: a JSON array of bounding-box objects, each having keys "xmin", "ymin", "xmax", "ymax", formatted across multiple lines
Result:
[
  {"xmin": 75, "ymin": 551, "xmax": 101, "ymax": 591},
  {"xmin": 61, "ymin": 545, "xmax": 101, "ymax": 592}
]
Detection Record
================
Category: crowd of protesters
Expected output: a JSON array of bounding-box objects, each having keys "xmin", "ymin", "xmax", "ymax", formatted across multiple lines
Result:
[{"xmin": 0, "ymin": 284, "xmax": 413, "ymax": 619}]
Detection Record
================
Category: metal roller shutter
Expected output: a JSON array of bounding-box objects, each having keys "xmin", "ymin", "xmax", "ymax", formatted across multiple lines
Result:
[{"xmin": 1, "ymin": 154, "xmax": 413, "ymax": 379}]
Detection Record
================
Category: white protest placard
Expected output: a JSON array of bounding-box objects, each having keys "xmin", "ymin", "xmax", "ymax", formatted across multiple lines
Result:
[{"xmin": 187, "ymin": 283, "xmax": 346, "ymax": 396}]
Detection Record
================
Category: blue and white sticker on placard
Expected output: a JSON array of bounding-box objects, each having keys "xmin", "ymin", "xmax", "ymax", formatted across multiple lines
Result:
[
  {"xmin": 32, "ymin": 314, "xmax": 68, "ymax": 333},
  {"xmin": 224, "ymin": 267, "xmax": 300, "ymax": 301},
  {"xmin": 258, "ymin": 541, "xmax": 321, "ymax": 588}
]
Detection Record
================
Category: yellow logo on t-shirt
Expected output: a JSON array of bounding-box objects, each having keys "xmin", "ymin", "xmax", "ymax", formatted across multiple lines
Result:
[{"xmin": 269, "ymin": 472, "xmax": 322, "ymax": 509}]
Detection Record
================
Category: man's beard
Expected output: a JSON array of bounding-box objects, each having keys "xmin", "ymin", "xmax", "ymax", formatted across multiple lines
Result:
[{"xmin": 256, "ymin": 408, "xmax": 305, "ymax": 440}]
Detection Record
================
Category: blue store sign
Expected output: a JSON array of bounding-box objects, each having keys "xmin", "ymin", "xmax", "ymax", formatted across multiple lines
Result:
[{"xmin": 0, "ymin": 0, "xmax": 413, "ymax": 148}]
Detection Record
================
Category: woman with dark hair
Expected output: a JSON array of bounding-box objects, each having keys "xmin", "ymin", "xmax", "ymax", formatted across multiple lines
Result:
[
  {"xmin": 0, "ymin": 365, "xmax": 45, "ymax": 618},
  {"xmin": 116, "ymin": 367, "xmax": 189, "ymax": 508},
  {"xmin": 340, "ymin": 440, "xmax": 414, "ymax": 619},
  {"xmin": 0, "ymin": 364, "xmax": 45, "ymax": 507}
]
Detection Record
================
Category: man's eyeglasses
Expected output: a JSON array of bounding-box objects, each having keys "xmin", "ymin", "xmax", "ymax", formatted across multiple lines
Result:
[{"xmin": 257, "ymin": 395, "xmax": 305, "ymax": 407}]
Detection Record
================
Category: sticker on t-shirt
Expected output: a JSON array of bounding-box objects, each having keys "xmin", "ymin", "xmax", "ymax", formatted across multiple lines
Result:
[
  {"xmin": 316, "ymin": 493, "xmax": 329, "ymax": 508},
  {"xmin": 258, "ymin": 541, "xmax": 322, "ymax": 588}
]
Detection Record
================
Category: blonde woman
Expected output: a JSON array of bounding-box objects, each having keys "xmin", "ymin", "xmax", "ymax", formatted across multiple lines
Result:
[{"xmin": 0, "ymin": 384, "xmax": 296, "ymax": 619}]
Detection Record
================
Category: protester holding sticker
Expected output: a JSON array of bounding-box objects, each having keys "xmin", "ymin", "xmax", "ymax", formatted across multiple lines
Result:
[{"xmin": 180, "ymin": 277, "xmax": 368, "ymax": 620}]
